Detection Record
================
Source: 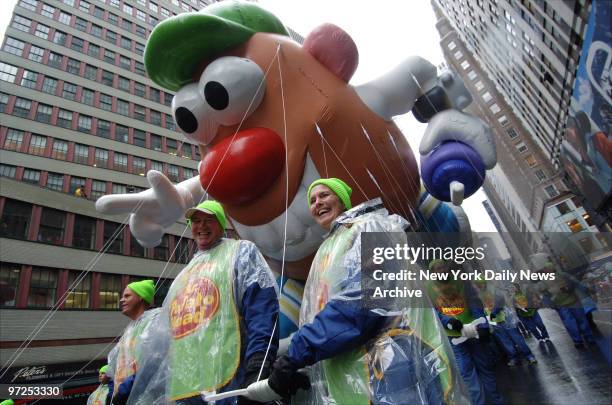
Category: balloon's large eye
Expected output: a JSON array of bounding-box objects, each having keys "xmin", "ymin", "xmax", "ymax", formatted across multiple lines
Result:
[
  {"xmin": 198, "ymin": 56, "xmax": 266, "ymax": 126},
  {"xmin": 172, "ymin": 83, "xmax": 217, "ymax": 144}
]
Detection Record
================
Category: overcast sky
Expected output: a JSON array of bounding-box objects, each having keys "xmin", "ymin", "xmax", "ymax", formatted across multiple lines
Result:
[{"xmin": 0, "ymin": 0, "xmax": 496, "ymax": 231}]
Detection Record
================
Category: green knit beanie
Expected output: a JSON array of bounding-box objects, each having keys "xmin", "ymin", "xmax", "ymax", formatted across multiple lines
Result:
[
  {"xmin": 99, "ymin": 365, "xmax": 109, "ymax": 374},
  {"xmin": 307, "ymin": 178, "xmax": 353, "ymax": 210},
  {"xmin": 127, "ymin": 280, "xmax": 155, "ymax": 305},
  {"xmin": 428, "ymin": 259, "xmax": 445, "ymax": 270},
  {"xmin": 185, "ymin": 200, "xmax": 227, "ymax": 230}
]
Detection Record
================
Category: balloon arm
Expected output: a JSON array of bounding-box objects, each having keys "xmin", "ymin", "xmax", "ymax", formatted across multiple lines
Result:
[
  {"xmin": 95, "ymin": 171, "xmax": 204, "ymax": 247},
  {"xmin": 354, "ymin": 56, "xmax": 438, "ymax": 120},
  {"xmin": 419, "ymin": 110, "xmax": 497, "ymax": 169}
]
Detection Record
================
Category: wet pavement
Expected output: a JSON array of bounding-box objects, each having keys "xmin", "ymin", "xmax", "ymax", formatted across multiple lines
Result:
[{"xmin": 495, "ymin": 308, "xmax": 612, "ymax": 405}]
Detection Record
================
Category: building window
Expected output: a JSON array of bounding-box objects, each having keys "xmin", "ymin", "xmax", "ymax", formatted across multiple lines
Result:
[
  {"xmin": 45, "ymin": 172, "xmax": 64, "ymax": 192},
  {"xmin": 84, "ymin": 64, "xmax": 97, "ymax": 80},
  {"xmin": 100, "ymin": 94, "xmax": 112, "ymax": 111},
  {"xmin": 12, "ymin": 97, "xmax": 31, "ymax": 117},
  {"xmin": 135, "ymin": 42, "xmax": 145, "ymax": 55},
  {"xmin": 525, "ymin": 154, "xmax": 537, "ymax": 167},
  {"xmin": 0, "ymin": 164, "xmax": 17, "ymax": 178},
  {"xmin": 46, "ymin": 52, "xmax": 62, "ymax": 69},
  {"xmin": 93, "ymin": 6, "xmax": 104, "ymax": 18},
  {"xmin": 534, "ymin": 169, "xmax": 547, "ymax": 182},
  {"xmin": 69, "ymin": 176, "xmax": 86, "ymax": 195},
  {"xmin": 120, "ymin": 36, "xmax": 132, "ymax": 50},
  {"xmin": 22, "ymin": 169, "xmax": 40, "ymax": 184},
  {"xmin": 94, "ymin": 148, "xmax": 109, "ymax": 168},
  {"xmin": 90, "ymin": 24, "xmax": 103, "ymax": 37},
  {"xmin": 0, "ymin": 93, "xmax": 8, "ymax": 113},
  {"xmin": 65, "ymin": 271, "xmax": 91, "ymax": 309},
  {"xmin": 566, "ymin": 218, "xmax": 583, "ymax": 233},
  {"xmin": 79, "ymin": 1, "xmax": 90, "ymax": 12},
  {"xmin": 150, "ymin": 88, "xmax": 160, "ymax": 103},
  {"xmin": 136, "ymin": 9, "xmax": 146, "ymax": 21},
  {"xmin": 166, "ymin": 114, "xmax": 176, "ymax": 131},
  {"xmin": 3, "ymin": 37, "xmax": 25, "ymax": 55},
  {"xmin": 81, "ymin": 88, "xmax": 95, "ymax": 106},
  {"xmin": 0, "ymin": 199, "xmax": 31, "ymax": 239},
  {"xmin": 489, "ymin": 103, "xmax": 501, "ymax": 114},
  {"xmin": 87, "ymin": 43, "xmax": 100, "ymax": 58},
  {"xmin": 51, "ymin": 139, "xmax": 68, "ymax": 160},
  {"xmin": 135, "ymin": 25, "xmax": 146, "ymax": 38},
  {"xmin": 20, "ymin": 70, "xmax": 38, "ymax": 89},
  {"xmin": 105, "ymin": 30, "xmax": 117, "ymax": 45},
  {"xmin": 108, "ymin": 13, "xmax": 119, "ymax": 25},
  {"xmin": 104, "ymin": 49, "xmax": 115, "ymax": 63},
  {"xmin": 154, "ymin": 234, "xmax": 169, "ymax": 260},
  {"xmin": 52, "ymin": 30, "xmax": 67, "ymax": 45},
  {"xmin": 72, "ymin": 214, "xmax": 96, "ymax": 249},
  {"xmin": 104, "ymin": 222, "xmax": 123, "ymax": 254},
  {"xmin": 42, "ymin": 77, "xmax": 58, "ymax": 94},
  {"xmin": 116, "ymin": 125, "xmax": 129, "ymax": 143},
  {"xmin": 114, "ymin": 152, "xmax": 128, "ymax": 172},
  {"xmin": 176, "ymin": 238, "xmax": 192, "ymax": 264},
  {"xmin": 132, "ymin": 157, "xmax": 146, "ymax": 176},
  {"xmin": 118, "ymin": 76, "xmax": 130, "ymax": 92},
  {"xmin": 38, "ymin": 207, "xmax": 65, "ymax": 244},
  {"xmin": 41, "ymin": 4, "xmax": 55, "ymax": 18},
  {"xmin": 77, "ymin": 115, "xmax": 92, "ymax": 133},
  {"xmin": 119, "ymin": 56, "xmax": 131, "ymax": 70},
  {"xmin": 99, "ymin": 273, "xmax": 121, "ymax": 309},
  {"xmin": 91, "ymin": 180, "xmax": 106, "ymax": 200},
  {"xmin": 0, "ymin": 63, "xmax": 18, "ymax": 83},
  {"xmin": 62, "ymin": 82, "xmax": 77, "ymax": 101},
  {"xmin": 506, "ymin": 127, "xmax": 518, "ymax": 138},
  {"xmin": 135, "ymin": 61, "xmax": 145, "ymax": 75},
  {"xmin": 67, "ymin": 58, "xmax": 80, "ymax": 74},
  {"xmin": 28, "ymin": 267, "xmax": 58, "ymax": 308},
  {"xmin": 151, "ymin": 135, "xmax": 162, "ymax": 151},
  {"xmin": 56, "ymin": 109, "xmax": 72, "ymax": 129},
  {"xmin": 12, "ymin": 15, "xmax": 32, "ymax": 32},
  {"xmin": 74, "ymin": 143, "xmax": 89, "ymax": 164},
  {"xmin": 133, "ymin": 130, "xmax": 146, "ymax": 147},
  {"xmin": 117, "ymin": 99, "xmax": 129, "ymax": 116},
  {"xmin": 121, "ymin": 19, "xmax": 132, "ymax": 31},
  {"xmin": 134, "ymin": 83, "xmax": 145, "ymax": 97},
  {"xmin": 28, "ymin": 45, "xmax": 44, "ymax": 62},
  {"xmin": 112, "ymin": 183, "xmax": 126, "ymax": 194},
  {"xmin": 75, "ymin": 16, "xmax": 87, "ymax": 31},
  {"xmin": 70, "ymin": 38, "xmax": 84, "ymax": 53},
  {"xmin": 0, "ymin": 263, "xmax": 21, "ymax": 307},
  {"xmin": 34, "ymin": 23, "xmax": 50, "ymax": 39},
  {"xmin": 151, "ymin": 110, "xmax": 161, "ymax": 125},
  {"xmin": 101, "ymin": 70, "xmax": 114, "ymax": 87},
  {"xmin": 4, "ymin": 128, "xmax": 24, "ymax": 151},
  {"xmin": 167, "ymin": 165, "xmax": 179, "ymax": 182},
  {"xmin": 515, "ymin": 142, "xmax": 528, "ymax": 153},
  {"xmin": 545, "ymin": 184, "xmax": 559, "ymax": 198},
  {"xmin": 58, "ymin": 11, "xmax": 71, "ymax": 25},
  {"xmin": 28, "ymin": 134, "xmax": 47, "ymax": 155},
  {"xmin": 134, "ymin": 105, "xmax": 146, "ymax": 120},
  {"xmin": 35, "ymin": 104, "xmax": 52, "ymax": 123},
  {"xmin": 556, "ymin": 202, "xmax": 571, "ymax": 215},
  {"xmin": 97, "ymin": 119, "xmax": 111, "ymax": 138},
  {"xmin": 151, "ymin": 160, "xmax": 163, "ymax": 172},
  {"xmin": 130, "ymin": 233, "xmax": 145, "ymax": 257}
]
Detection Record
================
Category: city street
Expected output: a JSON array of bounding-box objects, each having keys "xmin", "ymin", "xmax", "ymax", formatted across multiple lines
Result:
[{"xmin": 497, "ymin": 309, "xmax": 612, "ymax": 405}]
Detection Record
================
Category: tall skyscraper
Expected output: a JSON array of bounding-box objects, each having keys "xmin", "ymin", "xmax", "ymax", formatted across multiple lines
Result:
[
  {"xmin": 0, "ymin": 0, "xmax": 213, "ymax": 395},
  {"xmin": 431, "ymin": 0, "xmax": 607, "ymax": 266}
]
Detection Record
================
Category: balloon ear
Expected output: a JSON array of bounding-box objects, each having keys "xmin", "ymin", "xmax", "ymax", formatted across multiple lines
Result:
[{"xmin": 303, "ymin": 23, "xmax": 359, "ymax": 82}]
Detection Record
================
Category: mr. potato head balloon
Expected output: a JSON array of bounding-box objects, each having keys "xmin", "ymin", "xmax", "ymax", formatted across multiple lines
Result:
[{"xmin": 96, "ymin": 0, "xmax": 496, "ymax": 279}]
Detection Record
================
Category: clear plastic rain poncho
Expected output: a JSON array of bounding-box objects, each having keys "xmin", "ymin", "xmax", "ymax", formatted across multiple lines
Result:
[
  {"xmin": 86, "ymin": 383, "xmax": 110, "ymax": 405},
  {"xmin": 106, "ymin": 307, "xmax": 167, "ymax": 405},
  {"xmin": 157, "ymin": 238, "xmax": 278, "ymax": 403},
  {"xmin": 296, "ymin": 199, "xmax": 470, "ymax": 405}
]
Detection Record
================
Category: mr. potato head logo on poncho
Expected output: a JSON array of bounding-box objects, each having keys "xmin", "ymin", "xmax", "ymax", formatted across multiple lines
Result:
[{"xmin": 96, "ymin": 0, "xmax": 496, "ymax": 279}]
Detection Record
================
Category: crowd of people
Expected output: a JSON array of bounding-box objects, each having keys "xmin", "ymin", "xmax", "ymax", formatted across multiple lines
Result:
[{"xmin": 78, "ymin": 177, "xmax": 599, "ymax": 405}]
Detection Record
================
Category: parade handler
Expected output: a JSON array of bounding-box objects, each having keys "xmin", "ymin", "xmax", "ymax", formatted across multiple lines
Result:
[
  {"xmin": 87, "ymin": 365, "xmax": 112, "ymax": 405},
  {"xmin": 266, "ymin": 178, "xmax": 468, "ymax": 405},
  {"xmin": 108, "ymin": 280, "xmax": 160, "ymax": 405},
  {"xmin": 426, "ymin": 261, "xmax": 503, "ymax": 405},
  {"xmin": 161, "ymin": 200, "xmax": 278, "ymax": 404}
]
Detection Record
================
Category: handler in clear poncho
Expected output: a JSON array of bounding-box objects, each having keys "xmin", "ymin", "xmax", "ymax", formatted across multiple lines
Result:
[
  {"xmin": 159, "ymin": 200, "xmax": 279, "ymax": 404},
  {"xmin": 267, "ymin": 178, "xmax": 469, "ymax": 405}
]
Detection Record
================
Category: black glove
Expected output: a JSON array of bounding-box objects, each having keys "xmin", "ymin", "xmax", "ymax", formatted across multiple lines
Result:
[
  {"xmin": 446, "ymin": 318, "xmax": 463, "ymax": 332},
  {"xmin": 238, "ymin": 352, "xmax": 272, "ymax": 405},
  {"xmin": 268, "ymin": 355, "xmax": 310, "ymax": 398},
  {"xmin": 477, "ymin": 327, "xmax": 491, "ymax": 342}
]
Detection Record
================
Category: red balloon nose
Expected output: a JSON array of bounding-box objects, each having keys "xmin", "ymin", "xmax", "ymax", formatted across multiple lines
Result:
[{"xmin": 199, "ymin": 128, "xmax": 285, "ymax": 206}]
